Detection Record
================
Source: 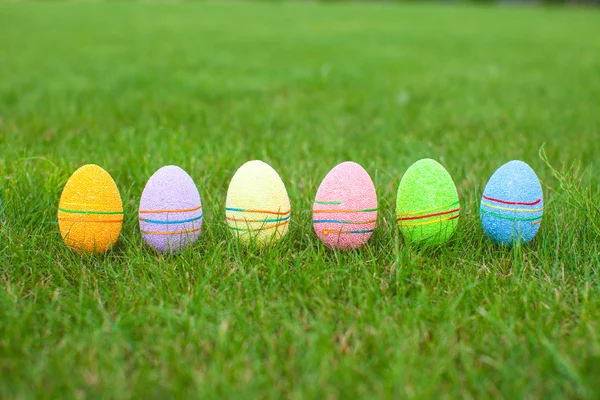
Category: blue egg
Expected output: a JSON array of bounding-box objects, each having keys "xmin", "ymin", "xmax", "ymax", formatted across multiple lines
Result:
[{"xmin": 480, "ymin": 160, "xmax": 544, "ymax": 246}]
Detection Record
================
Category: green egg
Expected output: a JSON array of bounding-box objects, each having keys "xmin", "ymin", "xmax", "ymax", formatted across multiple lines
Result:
[{"xmin": 396, "ymin": 159, "xmax": 460, "ymax": 245}]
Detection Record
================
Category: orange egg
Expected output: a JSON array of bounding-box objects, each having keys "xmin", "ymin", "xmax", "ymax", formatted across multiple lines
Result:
[{"xmin": 58, "ymin": 164, "xmax": 123, "ymax": 253}]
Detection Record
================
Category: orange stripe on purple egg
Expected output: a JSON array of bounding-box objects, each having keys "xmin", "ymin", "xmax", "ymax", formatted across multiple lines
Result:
[
  {"xmin": 141, "ymin": 226, "xmax": 202, "ymax": 235},
  {"xmin": 139, "ymin": 205, "xmax": 202, "ymax": 214}
]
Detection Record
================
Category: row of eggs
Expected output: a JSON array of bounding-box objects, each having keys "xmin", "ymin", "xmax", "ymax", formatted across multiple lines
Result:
[{"xmin": 57, "ymin": 159, "xmax": 544, "ymax": 254}]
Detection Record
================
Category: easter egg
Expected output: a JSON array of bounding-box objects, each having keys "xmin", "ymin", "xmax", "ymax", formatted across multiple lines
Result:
[
  {"xmin": 139, "ymin": 166, "xmax": 203, "ymax": 254},
  {"xmin": 226, "ymin": 160, "xmax": 291, "ymax": 246},
  {"xmin": 480, "ymin": 160, "xmax": 543, "ymax": 245},
  {"xmin": 58, "ymin": 164, "xmax": 123, "ymax": 253},
  {"xmin": 312, "ymin": 162, "xmax": 377, "ymax": 250},
  {"xmin": 396, "ymin": 159, "xmax": 460, "ymax": 245}
]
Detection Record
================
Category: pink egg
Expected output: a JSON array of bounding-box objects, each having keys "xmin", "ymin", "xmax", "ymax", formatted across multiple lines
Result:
[{"xmin": 313, "ymin": 161, "xmax": 378, "ymax": 250}]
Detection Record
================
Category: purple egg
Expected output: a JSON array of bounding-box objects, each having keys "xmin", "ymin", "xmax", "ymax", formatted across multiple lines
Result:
[{"xmin": 139, "ymin": 166, "xmax": 203, "ymax": 254}]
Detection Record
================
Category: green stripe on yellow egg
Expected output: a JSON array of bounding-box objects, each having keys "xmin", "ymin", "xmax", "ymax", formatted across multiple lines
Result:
[
  {"xmin": 57, "ymin": 164, "xmax": 123, "ymax": 253},
  {"xmin": 225, "ymin": 160, "xmax": 291, "ymax": 246}
]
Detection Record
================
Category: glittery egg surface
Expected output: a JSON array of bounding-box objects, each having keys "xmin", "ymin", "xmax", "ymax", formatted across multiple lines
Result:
[
  {"xmin": 312, "ymin": 161, "xmax": 377, "ymax": 250},
  {"xmin": 139, "ymin": 166, "xmax": 203, "ymax": 254},
  {"xmin": 226, "ymin": 160, "xmax": 291, "ymax": 246},
  {"xmin": 480, "ymin": 160, "xmax": 543, "ymax": 246},
  {"xmin": 396, "ymin": 159, "xmax": 460, "ymax": 245},
  {"xmin": 58, "ymin": 164, "xmax": 123, "ymax": 253}
]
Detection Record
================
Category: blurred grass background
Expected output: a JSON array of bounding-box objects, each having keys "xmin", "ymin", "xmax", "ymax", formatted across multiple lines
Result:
[{"xmin": 1, "ymin": 1, "xmax": 600, "ymax": 398}]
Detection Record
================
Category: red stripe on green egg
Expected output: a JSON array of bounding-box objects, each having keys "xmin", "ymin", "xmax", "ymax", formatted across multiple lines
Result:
[{"xmin": 396, "ymin": 159, "xmax": 460, "ymax": 245}]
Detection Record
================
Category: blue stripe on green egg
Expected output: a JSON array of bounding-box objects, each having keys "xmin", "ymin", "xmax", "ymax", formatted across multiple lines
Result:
[{"xmin": 480, "ymin": 160, "xmax": 543, "ymax": 246}]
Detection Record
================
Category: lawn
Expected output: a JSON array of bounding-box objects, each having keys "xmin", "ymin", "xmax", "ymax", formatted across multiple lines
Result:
[{"xmin": 1, "ymin": 1, "xmax": 600, "ymax": 398}]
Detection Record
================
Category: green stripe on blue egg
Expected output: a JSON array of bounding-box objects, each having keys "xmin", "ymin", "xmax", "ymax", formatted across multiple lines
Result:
[{"xmin": 480, "ymin": 160, "xmax": 543, "ymax": 246}]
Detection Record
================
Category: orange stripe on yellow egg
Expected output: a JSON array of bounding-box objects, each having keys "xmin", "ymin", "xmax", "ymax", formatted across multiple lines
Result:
[
  {"xmin": 229, "ymin": 219, "xmax": 290, "ymax": 232},
  {"xmin": 58, "ymin": 164, "xmax": 123, "ymax": 253},
  {"xmin": 58, "ymin": 217, "xmax": 123, "ymax": 223},
  {"xmin": 226, "ymin": 208, "xmax": 290, "ymax": 216},
  {"xmin": 60, "ymin": 201, "xmax": 123, "ymax": 210}
]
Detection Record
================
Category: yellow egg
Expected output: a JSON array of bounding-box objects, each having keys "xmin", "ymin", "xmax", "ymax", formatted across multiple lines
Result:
[
  {"xmin": 226, "ymin": 160, "xmax": 291, "ymax": 246},
  {"xmin": 58, "ymin": 164, "xmax": 123, "ymax": 253}
]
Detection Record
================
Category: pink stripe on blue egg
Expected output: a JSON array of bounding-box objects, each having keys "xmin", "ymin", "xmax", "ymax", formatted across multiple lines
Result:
[
  {"xmin": 480, "ymin": 160, "xmax": 543, "ymax": 246},
  {"xmin": 139, "ymin": 166, "xmax": 203, "ymax": 254}
]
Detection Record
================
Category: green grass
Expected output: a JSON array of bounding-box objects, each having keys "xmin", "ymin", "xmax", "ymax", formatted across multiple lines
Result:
[{"xmin": 1, "ymin": 1, "xmax": 600, "ymax": 398}]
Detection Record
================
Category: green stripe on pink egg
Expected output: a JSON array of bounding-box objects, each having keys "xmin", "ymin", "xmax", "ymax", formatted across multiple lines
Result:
[{"xmin": 313, "ymin": 162, "xmax": 378, "ymax": 250}]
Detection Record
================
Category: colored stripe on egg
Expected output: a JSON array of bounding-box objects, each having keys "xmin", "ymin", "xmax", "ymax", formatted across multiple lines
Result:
[
  {"xmin": 482, "ymin": 195, "xmax": 541, "ymax": 206},
  {"xmin": 58, "ymin": 217, "xmax": 123, "ymax": 223},
  {"xmin": 397, "ymin": 207, "xmax": 460, "ymax": 222},
  {"xmin": 139, "ymin": 205, "xmax": 202, "ymax": 214},
  {"xmin": 228, "ymin": 219, "xmax": 290, "ymax": 232},
  {"xmin": 139, "ymin": 214, "xmax": 203, "ymax": 224},
  {"xmin": 226, "ymin": 207, "xmax": 290, "ymax": 216},
  {"xmin": 227, "ymin": 215, "xmax": 291, "ymax": 223},
  {"xmin": 313, "ymin": 218, "xmax": 377, "ymax": 225},
  {"xmin": 480, "ymin": 202, "xmax": 544, "ymax": 213},
  {"xmin": 398, "ymin": 200, "xmax": 460, "ymax": 216},
  {"xmin": 321, "ymin": 228, "xmax": 375, "ymax": 236},
  {"xmin": 397, "ymin": 201, "xmax": 460, "ymax": 227},
  {"xmin": 58, "ymin": 207, "xmax": 123, "ymax": 215},
  {"xmin": 313, "ymin": 201, "xmax": 377, "ymax": 234},
  {"xmin": 61, "ymin": 201, "xmax": 121, "ymax": 209},
  {"xmin": 313, "ymin": 208, "xmax": 377, "ymax": 214},
  {"xmin": 141, "ymin": 226, "xmax": 202, "ymax": 235},
  {"xmin": 480, "ymin": 209, "xmax": 542, "ymax": 223},
  {"xmin": 399, "ymin": 214, "xmax": 460, "ymax": 227}
]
